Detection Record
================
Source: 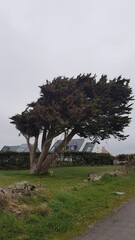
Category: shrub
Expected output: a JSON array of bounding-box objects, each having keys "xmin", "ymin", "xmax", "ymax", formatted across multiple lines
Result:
[{"xmin": 0, "ymin": 151, "xmax": 114, "ymax": 170}]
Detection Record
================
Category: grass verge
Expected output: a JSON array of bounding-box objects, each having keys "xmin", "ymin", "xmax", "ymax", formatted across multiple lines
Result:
[{"xmin": 0, "ymin": 166, "xmax": 135, "ymax": 240}]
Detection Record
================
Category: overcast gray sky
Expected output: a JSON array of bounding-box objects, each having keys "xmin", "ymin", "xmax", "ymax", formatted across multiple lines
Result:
[{"xmin": 0, "ymin": 0, "xmax": 135, "ymax": 155}]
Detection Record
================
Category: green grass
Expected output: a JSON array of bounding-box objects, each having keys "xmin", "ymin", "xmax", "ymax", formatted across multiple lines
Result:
[{"xmin": 0, "ymin": 166, "xmax": 135, "ymax": 240}]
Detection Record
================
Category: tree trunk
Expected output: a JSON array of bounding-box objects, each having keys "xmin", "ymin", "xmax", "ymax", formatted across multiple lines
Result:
[
  {"xmin": 32, "ymin": 129, "xmax": 76, "ymax": 174},
  {"xmin": 29, "ymin": 149, "xmax": 37, "ymax": 173},
  {"xmin": 30, "ymin": 130, "xmax": 54, "ymax": 174},
  {"xmin": 24, "ymin": 135, "xmax": 38, "ymax": 173}
]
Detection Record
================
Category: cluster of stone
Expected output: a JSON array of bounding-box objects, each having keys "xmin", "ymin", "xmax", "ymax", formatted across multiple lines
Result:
[
  {"xmin": 0, "ymin": 181, "xmax": 36, "ymax": 198},
  {"xmin": 87, "ymin": 170, "xmax": 124, "ymax": 182},
  {"xmin": 87, "ymin": 173, "xmax": 102, "ymax": 182}
]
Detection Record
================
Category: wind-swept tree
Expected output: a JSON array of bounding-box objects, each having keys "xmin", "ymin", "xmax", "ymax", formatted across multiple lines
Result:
[{"xmin": 10, "ymin": 74, "xmax": 133, "ymax": 174}]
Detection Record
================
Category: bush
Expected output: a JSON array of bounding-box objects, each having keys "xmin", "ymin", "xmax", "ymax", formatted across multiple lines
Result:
[
  {"xmin": 0, "ymin": 152, "xmax": 33, "ymax": 170},
  {"xmin": 64, "ymin": 152, "xmax": 114, "ymax": 166},
  {"xmin": 0, "ymin": 151, "xmax": 114, "ymax": 170},
  {"xmin": 117, "ymin": 154, "xmax": 135, "ymax": 165}
]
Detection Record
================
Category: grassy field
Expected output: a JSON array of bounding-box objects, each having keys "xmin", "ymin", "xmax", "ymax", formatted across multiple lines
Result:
[{"xmin": 0, "ymin": 166, "xmax": 135, "ymax": 240}]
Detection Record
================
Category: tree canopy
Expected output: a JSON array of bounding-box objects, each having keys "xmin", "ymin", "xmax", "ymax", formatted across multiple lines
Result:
[{"xmin": 10, "ymin": 74, "xmax": 133, "ymax": 173}]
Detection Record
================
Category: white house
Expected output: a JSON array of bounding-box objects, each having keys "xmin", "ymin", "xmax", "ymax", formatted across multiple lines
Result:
[{"xmin": 50, "ymin": 138, "xmax": 101, "ymax": 153}]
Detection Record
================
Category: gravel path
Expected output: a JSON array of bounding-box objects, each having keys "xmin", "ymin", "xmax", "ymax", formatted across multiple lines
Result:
[{"xmin": 74, "ymin": 198, "xmax": 135, "ymax": 240}]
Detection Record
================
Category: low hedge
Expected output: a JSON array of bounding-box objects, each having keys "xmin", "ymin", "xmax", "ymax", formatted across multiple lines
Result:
[
  {"xmin": 117, "ymin": 154, "xmax": 135, "ymax": 165},
  {"xmin": 57, "ymin": 152, "xmax": 114, "ymax": 166},
  {"xmin": 0, "ymin": 152, "xmax": 30, "ymax": 169},
  {"xmin": 0, "ymin": 152, "xmax": 39, "ymax": 170},
  {"xmin": 0, "ymin": 151, "xmax": 114, "ymax": 170}
]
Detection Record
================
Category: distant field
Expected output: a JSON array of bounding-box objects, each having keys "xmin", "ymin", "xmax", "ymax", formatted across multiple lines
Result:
[{"xmin": 0, "ymin": 166, "xmax": 135, "ymax": 240}]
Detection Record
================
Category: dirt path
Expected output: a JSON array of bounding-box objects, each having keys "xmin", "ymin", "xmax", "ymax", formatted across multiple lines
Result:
[{"xmin": 74, "ymin": 198, "xmax": 135, "ymax": 240}]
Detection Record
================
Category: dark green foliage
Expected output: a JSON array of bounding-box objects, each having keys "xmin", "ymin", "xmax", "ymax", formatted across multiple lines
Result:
[
  {"xmin": 62, "ymin": 152, "xmax": 114, "ymax": 166},
  {"xmin": 9, "ymin": 74, "xmax": 134, "ymax": 173},
  {"xmin": 0, "ymin": 151, "xmax": 114, "ymax": 169},
  {"xmin": 10, "ymin": 74, "xmax": 133, "ymax": 141},
  {"xmin": 117, "ymin": 154, "xmax": 135, "ymax": 165},
  {"xmin": 0, "ymin": 152, "xmax": 41, "ymax": 170},
  {"xmin": 0, "ymin": 152, "xmax": 30, "ymax": 170}
]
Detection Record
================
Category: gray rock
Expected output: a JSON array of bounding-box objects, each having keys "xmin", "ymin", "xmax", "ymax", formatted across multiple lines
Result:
[{"xmin": 15, "ymin": 181, "xmax": 28, "ymax": 190}]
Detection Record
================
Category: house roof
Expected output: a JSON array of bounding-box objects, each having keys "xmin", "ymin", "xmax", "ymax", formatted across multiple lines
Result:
[
  {"xmin": 67, "ymin": 139, "xmax": 85, "ymax": 151},
  {"xmin": 1, "ymin": 144, "xmax": 29, "ymax": 152},
  {"xmin": 1, "ymin": 144, "xmax": 40, "ymax": 153},
  {"xmin": 16, "ymin": 144, "xmax": 28, "ymax": 152},
  {"xmin": 50, "ymin": 138, "xmax": 97, "ymax": 152},
  {"xmin": 1, "ymin": 145, "xmax": 20, "ymax": 152},
  {"xmin": 82, "ymin": 142, "xmax": 95, "ymax": 152},
  {"xmin": 50, "ymin": 139, "xmax": 85, "ymax": 152}
]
